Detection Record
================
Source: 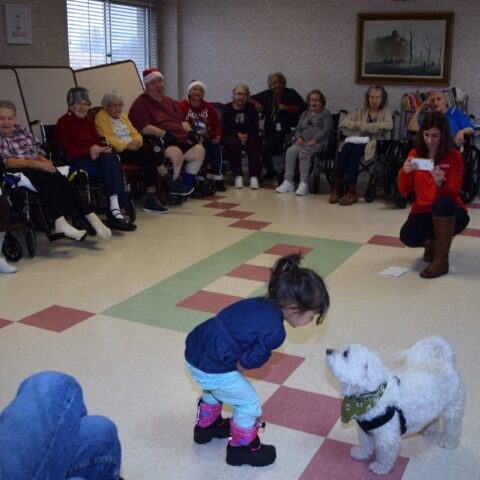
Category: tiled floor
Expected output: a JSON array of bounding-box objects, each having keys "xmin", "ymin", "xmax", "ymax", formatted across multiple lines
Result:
[{"xmin": 1, "ymin": 184, "xmax": 479, "ymax": 480}]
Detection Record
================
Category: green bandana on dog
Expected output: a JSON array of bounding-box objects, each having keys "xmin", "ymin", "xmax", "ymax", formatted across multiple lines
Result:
[{"xmin": 341, "ymin": 382, "xmax": 387, "ymax": 423}]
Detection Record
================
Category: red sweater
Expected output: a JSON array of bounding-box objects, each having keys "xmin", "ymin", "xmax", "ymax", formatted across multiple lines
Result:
[
  {"xmin": 54, "ymin": 112, "xmax": 102, "ymax": 160},
  {"xmin": 397, "ymin": 148, "xmax": 466, "ymax": 214},
  {"xmin": 178, "ymin": 99, "xmax": 221, "ymax": 140}
]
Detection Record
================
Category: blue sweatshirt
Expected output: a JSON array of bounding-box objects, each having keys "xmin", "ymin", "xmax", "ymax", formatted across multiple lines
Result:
[{"xmin": 185, "ymin": 297, "xmax": 286, "ymax": 373}]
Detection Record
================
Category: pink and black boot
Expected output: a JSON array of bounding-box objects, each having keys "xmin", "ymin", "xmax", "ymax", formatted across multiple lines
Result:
[
  {"xmin": 226, "ymin": 420, "xmax": 276, "ymax": 467},
  {"xmin": 194, "ymin": 399, "xmax": 230, "ymax": 444}
]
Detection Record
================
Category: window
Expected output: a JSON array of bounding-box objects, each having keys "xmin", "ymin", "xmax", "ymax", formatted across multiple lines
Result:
[{"xmin": 66, "ymin": 0, "xmax": 157, "ymax": 72}]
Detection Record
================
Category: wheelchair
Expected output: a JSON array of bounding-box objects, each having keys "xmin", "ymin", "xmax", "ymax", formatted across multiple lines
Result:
[
  {"xmin": 275, "ymin": 110, "xmax": 347, "ymax": 193},
  {"xmin": 460, "ymin": 139, "xmax": 480, "ymax": 204},
  {"xmin": 36, "ymin": 121, "xmax": 137, "ymax": 224}
]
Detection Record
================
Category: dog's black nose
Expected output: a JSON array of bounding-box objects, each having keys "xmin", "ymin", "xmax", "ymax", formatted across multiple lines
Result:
[{"xmin": 326, "ymin": 349, "xmax": 333, "ymax": 355}]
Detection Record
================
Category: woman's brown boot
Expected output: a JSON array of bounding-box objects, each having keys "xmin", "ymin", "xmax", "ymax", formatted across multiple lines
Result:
[
  {"xmin": 339, "ymin": 184, "xmax": 358, "ymax": 206},
  {"xmin": 423, "ymin": 239, "xmax": 434, "ymax": 262},
  {"xmin": 329, "ymin": 177, "xmax": 344, "ymax": 204},
  {"xmin": 420, "ymin": 214, "xmax": 456, "ymax": 278}
]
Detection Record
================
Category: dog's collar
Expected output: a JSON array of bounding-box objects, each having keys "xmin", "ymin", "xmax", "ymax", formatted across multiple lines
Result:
[{"xmin": 341, "ymin": 382, "xmax": 387, "ymax": 423}]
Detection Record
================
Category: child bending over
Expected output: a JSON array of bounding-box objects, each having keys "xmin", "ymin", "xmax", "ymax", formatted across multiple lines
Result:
[{"xmin": 185, "ymin": 253, "xmax": 330, "ymax": 467}]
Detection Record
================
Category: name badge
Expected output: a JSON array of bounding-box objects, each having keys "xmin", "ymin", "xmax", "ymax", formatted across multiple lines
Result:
[{"xmin": 275, "ymin": 122, "xmax": 282, "ymax": 132}]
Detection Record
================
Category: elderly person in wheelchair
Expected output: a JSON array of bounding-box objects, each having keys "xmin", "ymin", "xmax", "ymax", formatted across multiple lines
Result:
[
  {"xmin": 407, "ymin": 90, "xmax": 474, "ymax": 148},
  {"xmin": 129, "ymin": 69, "xmax": 205, "ymax": 192},
  {"xmin": 329, "ymin": 85, "xmax": 393, "ymax": 206},
  {"xmin": 276, "ymin": 89, "xmax": 333, "ymax": 196},
  {"xmin": 54, "ymin": 87, "xmax": 136, "ymax": 232},
  {"xmin": 95, "ymin": 91, "xmax": 193, "ymax": 214},
  {"xmin": 0, "ymin": 99, "xmax": 111, "ymax": 243}
]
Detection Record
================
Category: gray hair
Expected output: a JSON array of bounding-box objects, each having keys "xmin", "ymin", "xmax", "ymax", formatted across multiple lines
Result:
[
  {"xmin": 267, "ymin": 72, "xmax": 286, "ymax": 88},
  {"xmin": 0, "ymin": 100, "xmax": 16, "ymax": 113},
  {"xmin": 101, "ymin": 91, "xmax": 124, "ymax": 107},
  {"xmin": 232, "ymin": 84, "xmax": 250, "ymax": 97}
]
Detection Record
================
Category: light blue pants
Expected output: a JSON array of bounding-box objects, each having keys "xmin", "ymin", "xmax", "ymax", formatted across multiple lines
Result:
[
  {"xmin": 186, "ymin": 362, "xmax": 261, "ymax": 428},
  {"xmin": 0, "ymin": 371, "xmax": 121, "ymax": 480}
]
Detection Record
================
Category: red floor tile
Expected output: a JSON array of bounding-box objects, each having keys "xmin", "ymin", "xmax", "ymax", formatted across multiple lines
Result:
[
  {"xmin": 19, "ymin": 305, "xmax": 94, "ymax": 333},
  {"xmin": 265, "ymin": 244, "xmax": 314, "ymax": 256},
  {"xmin": 0, "ymin": 318, "xmax": 13, "ymax": 329},
  {"xmin": 176, "ymin": 290, "xmax": 243, "ymax": 314},
  {"xmin": 203, "ymin": 201, "xmax": 240, "ymax": 210},
  {"xmin": 262, "ymin": 385, "xmax": 341, "ymax": 436},
  {"xmin": 299, "ymin": 438, "xmax": 408, "ymax": 480},
  {"xmin": 227, "ymin": 264, "xmax": 271, "ymax": 282},
  {"xmin": 229, "ymin": 219, "xmax": 271, "ymax": 230},
  {"xmin": 367, "ymin": 235, "xmax": 405, "ymax": 248},
  {"xmin": 460, "ymin": 227, "xmax": 480, "ymax": 237},
  {"xmin": 246, "ymin": 351, "xmax": 305, "ymax": 384},
  {"xmin": 215, "ymin": 210, "xmax": 254, "ymax": 219}
]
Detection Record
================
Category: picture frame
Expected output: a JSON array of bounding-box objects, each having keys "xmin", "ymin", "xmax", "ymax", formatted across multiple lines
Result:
[
  {"xmin": 355, "ymin": 12, "xmax": 454, "ymax": 86},
  {"xmin": 4, "ymin": 3, "xmax": 32, "ymax": 45}
]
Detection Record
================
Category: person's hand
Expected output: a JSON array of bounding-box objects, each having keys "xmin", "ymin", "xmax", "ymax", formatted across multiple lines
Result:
[
  {"xmin": 37, "ymin": 157, "xmax": 56, "ymax": 173},
  {"xmin": 238, "ymin": 133, "xmax": 248, "ymax": 145},
  {"xmin": 295, "ymin": 137, "xmax": 304, "ymax": 146},
  {"xmin": 126, "ymin": 140, "xmax": 141, "ymax": 151},
  {"xmin": 454, "ymin": 130, "xmax": 465, "ymax": 147},
  {"xmin": 420, "ymin": 97, "xmax": 433, "ymax": 112},
  {"xmin": 253, "ymin": 101, "xmax": 263, "ymax": 113},
  {"xmin": 90, "ymin": 145, "xmax": 111, "ymax": 160},
  {"xmin": 307, "ymin": 140, "xmax": 316, "ymax": 147},
  {"xmin": 211, "ymin": 136, "xmax": 221, "ymax": 144},
  {"xmin": 431, "ymin": 166, "xmax": 446, "ymax": 186},
  {"xmin": 278, "ymin": 103, "xmax": 287, "ymax": 111},
  {"xmin": 403, "ymin": 156, "xmax": 418, "ymax": 174}
]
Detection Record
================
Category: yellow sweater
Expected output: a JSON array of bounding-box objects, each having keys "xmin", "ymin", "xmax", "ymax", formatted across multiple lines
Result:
[{"xmin": 94, "ymin": 109, "xmax": 143, "ymax": 153}]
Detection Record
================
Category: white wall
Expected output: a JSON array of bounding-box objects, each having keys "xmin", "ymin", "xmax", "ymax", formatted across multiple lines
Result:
[{"xmin": 158, "ymin": 0, "xmax": 480, "ymax": 117}]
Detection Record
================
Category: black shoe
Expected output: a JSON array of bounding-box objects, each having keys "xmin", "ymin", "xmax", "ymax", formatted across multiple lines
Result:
[
  {"xmin": 106, "ymin": 211, "xmax": 137, "ymax": 231},
  {"xmin": 226, "ymin": 436, "xmax": 276, "ymax": 467},
  {"xmin": 168, "ymin": 181, "xmax": 194, "ymax": 196},
  {"xmin": 189, "ymin": 189, "xmax": 205, "ymax": 199},
  {"xmin": 143, "ymin": 197, "xmax": 169, "ymax": 214},
  {"xmin": 262, "ymin": 170, "xmax": 276, "ymax": 180},
  {"xmin": 214, "ymin": 180, "xmax": 226, "ymax": 192},
  {"xmin": 194, "ymin": 416, "xmax": 230, "ymax": 444}
]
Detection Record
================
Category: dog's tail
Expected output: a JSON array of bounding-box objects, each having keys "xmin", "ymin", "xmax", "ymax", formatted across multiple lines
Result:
[{"xmin": 403, "ymin": 336, "xmax": 456, "ymax": 367}]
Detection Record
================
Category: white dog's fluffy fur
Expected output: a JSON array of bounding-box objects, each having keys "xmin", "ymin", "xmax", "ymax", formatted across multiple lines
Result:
[{"xmin": 326, "ymin": 336, "xmax": 464, "ymax": 475}]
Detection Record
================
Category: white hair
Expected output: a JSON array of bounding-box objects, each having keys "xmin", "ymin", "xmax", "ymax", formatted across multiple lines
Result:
[{"xmin": 101, "ymin": 91, "xmax": 123, "ymax": 107}]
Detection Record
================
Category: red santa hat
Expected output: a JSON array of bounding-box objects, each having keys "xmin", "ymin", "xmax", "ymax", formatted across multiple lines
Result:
[
  {"xmin": 188, "ymin": 80, "xmax": 206, "ymax": 93},
  {"xmin": 143, "ymin": 68, "xmax": 164, "ymax": 85}
]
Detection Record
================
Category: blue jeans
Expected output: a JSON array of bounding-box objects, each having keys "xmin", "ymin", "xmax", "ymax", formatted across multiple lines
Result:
[
  {"xmin": 0, "ymin": 372, "xmax": 121, "ymax": 480},
  {"xmin": 186, "ymin": 362, "xmax": 261, "ymax": 429}
]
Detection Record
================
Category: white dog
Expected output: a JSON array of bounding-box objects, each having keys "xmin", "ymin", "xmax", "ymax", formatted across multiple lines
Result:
[{"xmin": 326, "ymin": 336, "xmax": 464, "ymax": 475}]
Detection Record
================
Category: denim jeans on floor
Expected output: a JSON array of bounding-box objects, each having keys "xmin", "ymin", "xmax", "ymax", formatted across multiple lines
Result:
[{"xmin": 0, "ymin": 371, "xmax": 121, "ymax": 480}]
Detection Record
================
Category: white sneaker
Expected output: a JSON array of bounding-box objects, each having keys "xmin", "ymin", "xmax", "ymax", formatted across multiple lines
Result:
[
  {"xmin": 0, "ymin": 257, "xmax": 17, "ymax": 274},
  {"xmin": 295, "ymin": 181, "xmax": 309, "ymax": 196},
  {"xmin": 276, "ymin": 180, "xmax": 295, "ymax": 193},
  {"xmin": 250, "ymin": 177, "xmax": 259, "ymax": 189},
  {"xmin": 235, "ymin": 176, "xmax": 244, "ymax": 189}
]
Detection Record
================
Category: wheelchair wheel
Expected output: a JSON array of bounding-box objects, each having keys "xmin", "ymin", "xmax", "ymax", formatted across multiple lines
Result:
[
  {"xmin": 199, "ymin": 180, "xmax": 217, "ymax": 197},
  {"xmin": 461, "ymin": 146, "xmax": 480, "ymax": 204},
  {"xmin": 24, "ymin": 225, "xmax": 36, "ymax": 258},
  {"xmin": 2, "ymin": 231, "xmax": 22, "ymax": 262},
  {"xmin": 125, "ymin": 198, "xmax": 137, "ymax": 223},
  {"xmin": 383, "ymin": 140, "xmax": 404, "ymax": 196},
  {"xmin": 364, "ymin": 184, "xmax": 375, "ymax": 203},
  {"xmin": 324, "ymin": 154, "xmax": 336, "ymax": 186}
]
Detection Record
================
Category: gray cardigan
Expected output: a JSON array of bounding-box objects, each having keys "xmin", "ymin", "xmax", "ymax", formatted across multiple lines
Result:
[{"xmin": 294, "ymin": 108, "xmax": 333, "ymax": 144}]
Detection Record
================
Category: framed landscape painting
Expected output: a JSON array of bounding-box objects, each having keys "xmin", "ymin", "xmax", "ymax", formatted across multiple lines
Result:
[{"xmin": 355, "ymin": 12, "xmax": 454, "ymax": 86}]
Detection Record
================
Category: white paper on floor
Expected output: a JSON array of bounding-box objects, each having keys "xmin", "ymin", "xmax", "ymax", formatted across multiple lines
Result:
[{"xmin": 379, "ymin": 266, "xmax": 409, "ymax": 278}]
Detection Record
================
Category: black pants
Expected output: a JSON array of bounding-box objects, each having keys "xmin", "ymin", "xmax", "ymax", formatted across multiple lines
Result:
[
  {"xmin": 120, "ymin": 149, "xmax": 161, "ymax": 188},
  {"xmin": 400, "ymin": 197, "xmax": 470, "ymax": 247},
  {"xmin": 0, "ymin": 194, "xmax": 9, "ymax": 231},
  {"xmin": 9, "ymin": 169, "xmax": 92, "ymax": 220}
]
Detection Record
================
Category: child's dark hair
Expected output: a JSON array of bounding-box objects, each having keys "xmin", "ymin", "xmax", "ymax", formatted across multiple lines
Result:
[{"xmin": 267, "ymin": 254, "xmax": 329, "ymax": 324}]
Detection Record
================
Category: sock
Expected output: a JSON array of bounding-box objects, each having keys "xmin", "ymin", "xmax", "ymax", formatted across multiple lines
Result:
[
  {"xmin": 183, "ymin": 173, "xmax": 196, "ymax": 187},
  {"xmin": 109, "ymin": 195, "xmax": 125, "ymax": 220},
  {"xmin": 212, "ymin": 174, "xmax": 223, "ymax": 180},
  {"xmin": 85, "ymin": 213, "xmax": 111, "ymax": 240},
  {"xmin": 54, "ymin": 217, "xmax": 87, "ymax": 241},
  {"xmin": 0, "ymin": 256, "xmax": 17, "ymax": 274}
]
